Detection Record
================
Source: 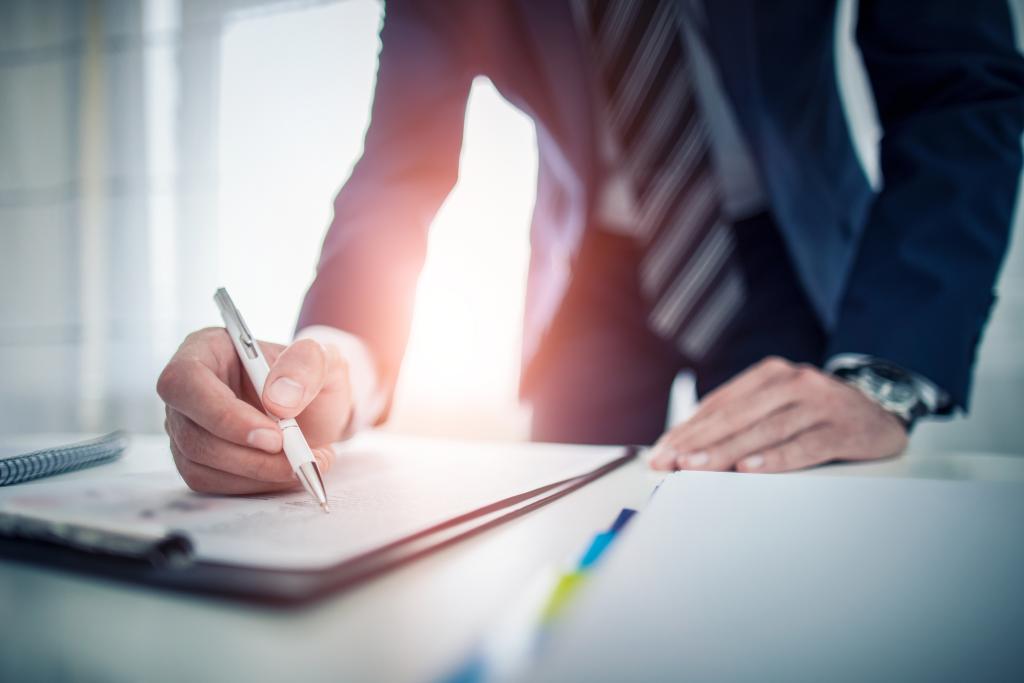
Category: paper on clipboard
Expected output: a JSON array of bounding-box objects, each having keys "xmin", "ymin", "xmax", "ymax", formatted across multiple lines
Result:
[{"xmin": 0, "ymin": 433, "xmax": 630, "ymax": 572}]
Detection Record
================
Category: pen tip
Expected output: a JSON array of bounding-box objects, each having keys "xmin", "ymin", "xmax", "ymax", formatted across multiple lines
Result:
[{"xmin": 321, "ymin": 502, "xmax": 331, "ymax": 514}]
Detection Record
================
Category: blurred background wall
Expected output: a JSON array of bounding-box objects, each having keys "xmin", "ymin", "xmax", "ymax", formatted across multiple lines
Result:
[{"xmin": 0, "ymin": 0, "xmax": 1022, "ymax": 454}]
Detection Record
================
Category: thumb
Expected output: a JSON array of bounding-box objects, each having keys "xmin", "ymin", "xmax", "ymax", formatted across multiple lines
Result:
[{"xmin": 262, "ymin": 338, "xmax": 332, "ymax": 419}]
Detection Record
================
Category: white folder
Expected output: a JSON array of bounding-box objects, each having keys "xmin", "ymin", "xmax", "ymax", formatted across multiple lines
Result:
[{"xmin": 526, "ymin": 471, "xmax": 1024, "ymax": 682}]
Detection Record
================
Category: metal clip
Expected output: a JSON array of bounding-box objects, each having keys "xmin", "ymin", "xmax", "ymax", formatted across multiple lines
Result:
[{"xmin": 214, "ymin": 288, "xmax": 259, "ymax": 359}]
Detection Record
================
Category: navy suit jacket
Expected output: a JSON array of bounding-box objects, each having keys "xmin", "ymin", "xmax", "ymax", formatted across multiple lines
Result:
[{"xmin": 298, "ymin": 0, "xmax": 1024, "ymax": 413}]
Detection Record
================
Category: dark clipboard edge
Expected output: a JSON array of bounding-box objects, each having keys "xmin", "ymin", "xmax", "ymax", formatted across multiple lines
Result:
[{"xmin": 0, "ymin": 447, "xmax": 638, "ymax": 607}]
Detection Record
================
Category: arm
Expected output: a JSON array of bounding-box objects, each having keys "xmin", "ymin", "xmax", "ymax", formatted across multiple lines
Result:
[
  {"xmin": 297, "ymin": 0, "xmax": 476, "ymax": 419},
  {"xmin": 827, "ymin": 0, "xmax": 1024, "ymax": 410},
  {"xmin": 652, "ymin": 2, "xmax": 1024, "ymax": 473}
]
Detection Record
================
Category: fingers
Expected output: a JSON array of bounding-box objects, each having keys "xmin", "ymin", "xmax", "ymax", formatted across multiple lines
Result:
[
  {"xmin": 169, "ymin": 438, "xmax": 295, "ymax": 495},
  {"xmin": 167, "ymin": 409, "xmax": 336, "ymax": 493},
  {"xmin": 649, "ymin": 357, "xmax": 912, "ymax": 476},
  {"xmin": 157, "ymin": 329, "xmax": 283, "ymax": 453},
  {"xmin": 651, "ymin": 357, "xmax": 798, "ymax": 470},
  {"xmin": 737, "ymin": 426, "xmax": 832, "ymax": 473},
  {"xmin": 656, "ymin": 376, "xmax": 803, "ymax": 463},
  {"xmin": 159, "ymin": 328, "xmax": 346, "ymax": 496},
  {"xmin": 673, "ymin": 405, "xmax": 827, "ymax": 472},
  {"xmin": 262, "ymin": 338, "xmax": 332, "ymax": 419},
  {"xmin": 266, "ymin": 339, "xmax": 354, "ymax": 446},
  {"xmin": 165, "ymin": 408, "xmax": 295, "ymax": 483},
  {"xmin": 690, "ymin": 356, "xmax": 797, "ymax": 414}
]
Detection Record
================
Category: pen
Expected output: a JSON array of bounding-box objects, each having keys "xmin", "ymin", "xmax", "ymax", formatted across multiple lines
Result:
[{"xmin": 214, "ymin": 287, "xmax": 331, "ymax": 513}]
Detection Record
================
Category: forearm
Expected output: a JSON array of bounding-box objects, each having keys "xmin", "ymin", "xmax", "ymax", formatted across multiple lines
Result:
[{"xmin": 829, "ymin": 0, "xmax": 1024, "ymax": 408}]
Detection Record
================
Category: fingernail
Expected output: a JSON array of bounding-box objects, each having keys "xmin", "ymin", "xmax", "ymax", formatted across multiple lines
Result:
[
  {"xmin": 268, "ymin": 377, "xmax": 303, "ymax": 408},
  {"xmin": 742, "ymin": 454, "xmax": 764, "ymax": 470},
  {"xmin": 686, "ymin": 452, "xmax": 710, "ymax": 467},
  {"xmin": 247, "ymin": 428, "xmax": 281, "ymax": 453}
]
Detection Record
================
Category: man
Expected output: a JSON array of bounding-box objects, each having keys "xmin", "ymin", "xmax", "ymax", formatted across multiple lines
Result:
[{"xmin": 158, "ymin": 1, "xmax": 1023, "ymax": 494}]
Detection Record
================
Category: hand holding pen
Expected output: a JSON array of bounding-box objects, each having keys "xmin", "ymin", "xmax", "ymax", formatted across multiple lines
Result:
[{"xmin": 157, "ymin": 291, "xmax": 353, "ymax": 501}]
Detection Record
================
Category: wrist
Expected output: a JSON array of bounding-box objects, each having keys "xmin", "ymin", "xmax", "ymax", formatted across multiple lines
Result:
[{"xmin": 828, "ymin": 358, "xmax": 935, "ymax": 430}]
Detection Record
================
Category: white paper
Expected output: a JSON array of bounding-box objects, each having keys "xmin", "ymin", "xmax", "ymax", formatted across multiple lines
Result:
[
  {"xmin": 524, "ymin": 471, "xmax": 1024, "ymax": 682},
  {"xmin": 0, "ymin": 433, "xmax": 627, "ymax": 571}
]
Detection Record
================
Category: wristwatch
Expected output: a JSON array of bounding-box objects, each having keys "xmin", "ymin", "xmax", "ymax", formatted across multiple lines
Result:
[{"xmin": 830, "ymin": 361, "xmax": 934, "ymax": 430}]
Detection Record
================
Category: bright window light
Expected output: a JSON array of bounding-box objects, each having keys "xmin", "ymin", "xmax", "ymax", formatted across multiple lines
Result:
[{"xmin": 217, "ymin": 3, "xmax": 537, "ymax": 439}]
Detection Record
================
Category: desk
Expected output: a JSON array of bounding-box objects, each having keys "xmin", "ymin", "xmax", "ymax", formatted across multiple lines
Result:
[{"xmin": 1, "ymin": 434, "xmax": 1022, "ymax": 683}]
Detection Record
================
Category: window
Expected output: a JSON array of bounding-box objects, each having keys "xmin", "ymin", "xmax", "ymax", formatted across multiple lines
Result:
[{"xmin": 217, "ymin": 2, "xmax": 538, "ymax": 439}]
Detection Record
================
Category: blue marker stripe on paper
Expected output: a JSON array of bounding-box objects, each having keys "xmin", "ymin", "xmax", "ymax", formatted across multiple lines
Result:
[
  {"xmin": 578, "ymin": 509, "xmax": 639, "ymax": 569},
  {"xmin": 579, "ymin": 531, "xmax": 615, "ymax": 569},
  {"xmin": 610, "ymin": 508, "xmax": 636, "ymax": 533}
]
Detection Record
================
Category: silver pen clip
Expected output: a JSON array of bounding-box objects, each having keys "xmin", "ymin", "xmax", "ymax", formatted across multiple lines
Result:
[{"xmin": 214, "ymin": 288, "xmax": 258, "ymax": 359}]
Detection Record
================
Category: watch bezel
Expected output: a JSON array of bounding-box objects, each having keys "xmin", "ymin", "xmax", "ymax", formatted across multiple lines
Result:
[{"xmin": 833, "ymin": 363, "xmax": 929, "ymax": 428}]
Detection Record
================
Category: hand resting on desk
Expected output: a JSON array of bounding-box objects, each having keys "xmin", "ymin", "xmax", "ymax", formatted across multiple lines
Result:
[
  {"xmin": 157, "ymin": 327, "xmax": 353, "ymax": 494},
  {"xmin": 650, "ymin": 356, "xmax": 908, "ymax": 474}
]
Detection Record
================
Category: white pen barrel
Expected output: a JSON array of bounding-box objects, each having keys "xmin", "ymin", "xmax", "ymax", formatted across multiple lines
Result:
[
  {"xmin": 246, "ymin": 359, "xmax": 270, "ymax": 396},
  {"xmin": 279, "ymin": 419, "xmax": 315, "ymax": 471},
  {"xmin": 215, "ymin": 287, "xmax": 330, "ymax": 513}
]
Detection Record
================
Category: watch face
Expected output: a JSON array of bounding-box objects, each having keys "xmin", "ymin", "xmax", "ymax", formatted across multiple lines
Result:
[
  {"xmin": 882, "ymin": 381, "xmax": 917, "ymax": 406},
  {"xmin": 862, "ymin": 367, "xmax": 919, "ymax": 411}
]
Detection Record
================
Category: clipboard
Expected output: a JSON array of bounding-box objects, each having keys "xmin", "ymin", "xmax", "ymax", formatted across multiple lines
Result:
[{"xmin": 0, "ymin": 448, "xmax": 636, "ymax": 606}]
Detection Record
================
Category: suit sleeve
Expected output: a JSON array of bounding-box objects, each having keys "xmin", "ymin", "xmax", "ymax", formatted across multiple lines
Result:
[
  {"xmin": 297, "ymin": 0, "xmax": 474, "ymax": 414},
  {"xmin": 826, "ymin": 0, "xmax": 1024, "ymax": 410}
]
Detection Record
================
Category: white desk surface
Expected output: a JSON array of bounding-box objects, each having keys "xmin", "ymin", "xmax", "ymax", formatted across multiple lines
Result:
[{"xmin": 1, "ymin": 433, "xmax": 1022, "ymax": 683}]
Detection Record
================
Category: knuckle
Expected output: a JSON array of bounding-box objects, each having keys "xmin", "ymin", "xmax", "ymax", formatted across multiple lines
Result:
[
  {"xmin": 185, "ymin": 327, "xmax": 231, "ymax": 357},
  {"xmin": 820, "ymin": 389, "xmax": 844, "ymax": 413},
  {"xmin": 196, "ymin": 326, "xmax": 225, "ymax": 343},
  {"xmin": 156, "ymin": 362, "xmax": 182, "ymax": 401},
  {"xmin": 793, "ymin": 365, "xmax": 820, "ymax": 387},
  {"xmin": 157, "ymin": 358, "xmax": 206, "ymax": 402},
  {"xmin": 210, "ymin": 402, "xmax": 242, "ymax": 437},
  {"xmin": 183, "ymin": 327, "xmax": 213, "ymax": 347},
  {"xmin": 176, "ymin": 419, "xmax": 212, "ymax": 465},
  {"xmin": 761, "ymin": 356, "xmax": 790, "ymax": 372}
]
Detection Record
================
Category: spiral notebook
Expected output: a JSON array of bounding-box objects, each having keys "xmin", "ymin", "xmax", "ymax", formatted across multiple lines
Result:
[{"xmin": 0, "ymin": 432, "xmax": 127, "ymax": 486}]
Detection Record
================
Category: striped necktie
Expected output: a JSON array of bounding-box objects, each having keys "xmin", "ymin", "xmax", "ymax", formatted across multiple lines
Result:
[{"xmin": 583, "ymin": 0, "xmax": 746, "ymax": 361}]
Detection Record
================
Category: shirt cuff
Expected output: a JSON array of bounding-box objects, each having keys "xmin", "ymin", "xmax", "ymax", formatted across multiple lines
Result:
[
  {"xmin": 295, "ymin": 325, "xmax": 387, "ymax": 434},
  {"xmin": 824, "ymin": 353, "xmax": 951, "ymax": 414}
]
